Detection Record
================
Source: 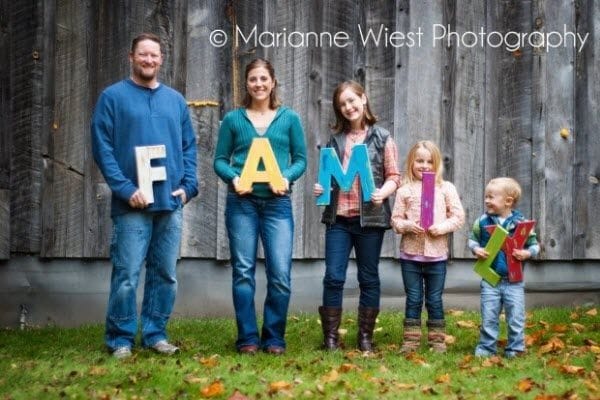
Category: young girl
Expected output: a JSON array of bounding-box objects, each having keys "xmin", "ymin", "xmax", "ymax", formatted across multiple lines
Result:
[
  {"xmin": 391, "ymin": 140, "xmax": 465, "ymax": 353},
  {"xmin": 314, "ymin": 81, "xmax": 401, "ymax": 352}
]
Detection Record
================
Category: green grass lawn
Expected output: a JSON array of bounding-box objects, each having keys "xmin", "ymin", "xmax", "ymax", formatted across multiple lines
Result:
[{"xmin": 0, "ymin": 307, "xmax": 599, "ymax": 399}]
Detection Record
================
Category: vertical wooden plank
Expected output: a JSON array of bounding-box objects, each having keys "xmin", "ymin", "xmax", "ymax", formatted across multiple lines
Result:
[
  {"xmin": 531, "ymin": 0, "xmax": 574, "ymax": 259},
  {"xmin": 574, "ymin": 0, "xmax": 600, "ymax": 259},
  {"xmin": 449, "ymin": 0, "xmax": 486, "ymax": 257},
  {"xmin": 393, "ymin": 0, "xmax": 410, "ymax": 259},
  {"xmin": 0, "ymin": 0, "xmax": 8, "ymax": 258},
  {"xmin": 42, "ymin": 0, "xmax": 92, "ymax": 257},
  {"xmin": 302, "ymin": 0, "xmax": 324, "ymax": 259},
  {"xmin": 9, "ymin": 0, "xmax": 54, "ymax": 253},
  {"xmin": 0, "ymin": 0, "xmax": 9, "ymax": 191},
  {"xmin": 0, "ymin": 190, "xmax": 9, "ymax": 259},
  {"xmin": 364, "ymin": 0, "xmax": 397, "ymax": 258},
  {"xmin": 490, "ymin": 1, "xmax": 533, "ymax": 216},
  {"xmin": 181, "ymin": 0, "xmax": 227, "ymax": 258},
  {"xmin": 263, "ymin": 0, "xmax": 312, "ymax": 259},
  {"xmin": 406, "ymin": 0, "xmax": 443, "ymax": 146}
]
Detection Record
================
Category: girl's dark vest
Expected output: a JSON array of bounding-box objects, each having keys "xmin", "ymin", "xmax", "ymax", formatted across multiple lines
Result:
[{"xmin": 321, "ymin": 125, "xmax": 392, "ymax": 229}]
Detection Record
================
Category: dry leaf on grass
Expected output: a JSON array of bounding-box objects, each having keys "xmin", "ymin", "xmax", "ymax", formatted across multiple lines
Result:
[
  {"xmin": 482, "ymin": 356, "xmax": 504, "ymax": 368},
  {"xmin": 321, "ymin": 369, "xmax": 339, "ymax": 383},
  {"xmin": 184, "ymin": 374, "xmax": 205, "ymax": 384},
  {"xmin": 456, "ymin": 320, "xmax": 478, "ymax": 329},
  {"xmin": 339, "ymin": 363, "xmax": 359, "ymax": 373},
  {"xmin": 585, "ymin": 308, "xmax": 597, "ymax": 317},
  {"xmin": 552, "ymin": 324, "xmax": 569, "ymax": 333},
  {"xmin": 571, "ymin": 323, "xmax": 585, "ymax": 333},
  {"xmin": 88, "ymin": 366, "xmax": 108, "ymax": 376},
  {"xmin": 268, "ymin": 381, "xmax": 292, "ymax": 394},
  {"xmin": 539, "ymin": 337, "xmax": 565, "ymax": 355},
  {"xmin": 199, "ymin": 354, "xmax": 219, "ymax": 368},
  {"xmin": 435, "ymin": 373, "xmax": 451, "ymax": 384},
  {"xmin": 395, "ymin": 383, "xmax": 416, "ymax": 390},
  {"xmin": 200, "ymin": 381, "xmax": 225, "ymax": 398},
  {"xmin": 559, "ymin": 365, "xmax": 586, "ymax": 375},
  {"xmin": 228, "ymin": 390, "xmax": 249, "ymax": 400},
  {"xmin": 516, "ymin": 377, "xmax": 537, "ymax": 392}
]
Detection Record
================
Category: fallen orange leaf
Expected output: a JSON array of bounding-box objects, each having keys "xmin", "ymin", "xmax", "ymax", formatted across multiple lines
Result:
[
  {"xmin": 533, "ymin": 395, "xmax": 559, "ymax": 400},
  {"xmin": 525, "ymin": 330, "xmax": 544, "ymax": 346},
  {"xmin": 456, "ymin": 320, "xmax": 478, "ymax": 329},
  {"xmin": 184, "ymin": 374, "xmax": 205, "ymax": 384},
  {"xmin": 321, "ymin": 369, "xmax": 339, "ymax": 383},
  {"xmin": 268, "ymin": 381, "xmax": 292, "ymax": 394},
  {"xmin": 585, "ymin": 308, "xmax": 597, "ymax": 316},
  {"xmin": 517, "ymin": 377, "xmax": 536, "ymax": 392},
  {"xmin": 435, "ymin": 373, "xmax": 451, "ymax": 384},
  {"xmin": 228, "ymin": 390, "xmax": 249, "ymax": 400},
  {"xmin": 570, "ymin": 312, "xmax": 579, "ymax": 320},
  {"xmin": 482, "ymin": 355, "xmax": 504, "ymax": 367},
  {"xmin": 552, "ymin": 324, "xmax": 568, "ymax": 333},
  {"xmin": 200, "ymin": 381, "xmax": 225, "ymax": 398},
  {"xmin": 571, "ymin": 323, "xmax": 585, "ymax": 333},
  {"xmin": 395, "ymin": 383, "xmax": 416, "ymax": 390},
  {"xmin": 199, "ymin": 354, "xmax": 219, "ymax": 368},
  {"xmin": 559, "ymin": 365, "xmax": 586, "ymax": 375},
  {"xmin": 339, "ymin": 363, "xmax": 359, "ymax": 373},
  {"xmin": 458, "ymin": 355, "xmax": 473, "ymax": 369},
  {"xmin": 539, "ymin": 337, "xmax": 565, "ymax": 355},
  {"xmin": 583, "ymin": 380, "xmax": 598, "ymax": 393},
  {"xmin": 88, "ymin": 366, "xmax": 108, "ymax": 376}
]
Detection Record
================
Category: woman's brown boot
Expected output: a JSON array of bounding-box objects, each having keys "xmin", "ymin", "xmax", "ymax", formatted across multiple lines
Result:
[
  {"xmin": 357, "ymin": 307, "xmax": 379, "ymax": 352},
  {"xmin": 318, "ymin": 306, "xmax": 342, "ymax": 350}
]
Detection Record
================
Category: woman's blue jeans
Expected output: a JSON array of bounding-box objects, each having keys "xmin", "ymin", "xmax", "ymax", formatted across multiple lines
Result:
[
  {"xmin": 400, "ymin": 259, "xmax": 447, "ymax": 320},
  {"xmin": 225, "ymin": 193, "xmax": 294, "ymax": 350},
  {"xmin": 322, "ymin": 217, "xmax": 385, "ymax": 308},
  {"xmin": 105, "ymin": 208, "xmax": 182, "ymax": 350}
]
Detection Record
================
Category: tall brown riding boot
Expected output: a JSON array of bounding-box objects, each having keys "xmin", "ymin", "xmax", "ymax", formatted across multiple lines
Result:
[
  {"xmin": 427, "ymin": 319, "xmax": 447, "ymax": 353},
  {"xmin": 400, "ymin": 318, "xmax": 422, "ymax": 353},
  {"xmin": 318, "ymin": 306, "xmax": 342, "ymax": 350},
  {"xmin": 357, "ymin": 307, "xmax": 379, "ymax": 352}
]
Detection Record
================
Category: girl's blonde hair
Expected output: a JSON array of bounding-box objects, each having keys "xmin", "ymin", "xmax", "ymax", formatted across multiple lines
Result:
[{"xmin": 404, "ymin": 140, "xmax": 444, "ymax": 184}]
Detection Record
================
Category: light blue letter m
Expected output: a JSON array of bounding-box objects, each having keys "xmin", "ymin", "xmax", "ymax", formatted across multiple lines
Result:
[{"xmin": 316, "ymin": 144, "xmax": 375, "ymax": 206}]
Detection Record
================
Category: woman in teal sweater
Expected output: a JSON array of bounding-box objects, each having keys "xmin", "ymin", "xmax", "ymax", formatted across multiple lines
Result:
[{"xmin": 214, "ymin": 58, "xmax": 307, "ymax": 355}]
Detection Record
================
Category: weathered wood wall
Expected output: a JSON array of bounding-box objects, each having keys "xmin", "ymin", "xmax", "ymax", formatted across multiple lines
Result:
[{"xmin": 1, "ymin": 0, "xmax": 598, "ymax": 261}]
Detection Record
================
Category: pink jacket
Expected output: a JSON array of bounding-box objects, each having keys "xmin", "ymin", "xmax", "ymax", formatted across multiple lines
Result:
[{"xmin": 391, "ymin": 180, "xmax": 465, "ymax": 258}]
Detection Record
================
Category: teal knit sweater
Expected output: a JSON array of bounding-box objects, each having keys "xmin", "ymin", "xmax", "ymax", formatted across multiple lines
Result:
[{"xmin": 213, "ymin": 106, "xmax": 307, "ymax": 197}]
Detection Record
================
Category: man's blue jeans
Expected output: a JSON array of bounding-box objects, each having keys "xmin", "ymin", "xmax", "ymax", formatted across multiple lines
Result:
[
  {"xmin": 225, "ymin": 193, "xmax": 294, "ymax": 350},
  {"xmin": 400, "ymin": 259, "xmax": 447, "ymax": 320},
  {"xmin": 475, "ymin": 279, "xmax": 525, "ymax": 357},
  {"xmin": 322, "ymin": 217, "xmax": 385, "ymax": 308},
  {"xmin": 105, "ymin": 208, "xmax": 183, "ymax": 350}
]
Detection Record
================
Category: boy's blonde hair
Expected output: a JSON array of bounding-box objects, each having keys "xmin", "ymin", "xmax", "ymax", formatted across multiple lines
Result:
[
  {"xmin": 404, "ymin": 140, "xmax": 444, "ymax": 184},
  {"xmin": 487, "ymin": 177, "xmax": 522, "ymax": 205}
]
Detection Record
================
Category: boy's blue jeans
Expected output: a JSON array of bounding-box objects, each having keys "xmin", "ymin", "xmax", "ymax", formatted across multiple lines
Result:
[
  {"xmin": 225, "ymin": 193, "xmax": 294, "ymax": 350},
  {"xmin": 105, "ymin": 208, "xmax": 183, "ymax": 350},
  {"xmin": 400, "ymin": 259, "xmax": 447, "ymax": 320},
  {"xmin": 475, "ymin": 279, "xmax": 525, "ymax": 357}
]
